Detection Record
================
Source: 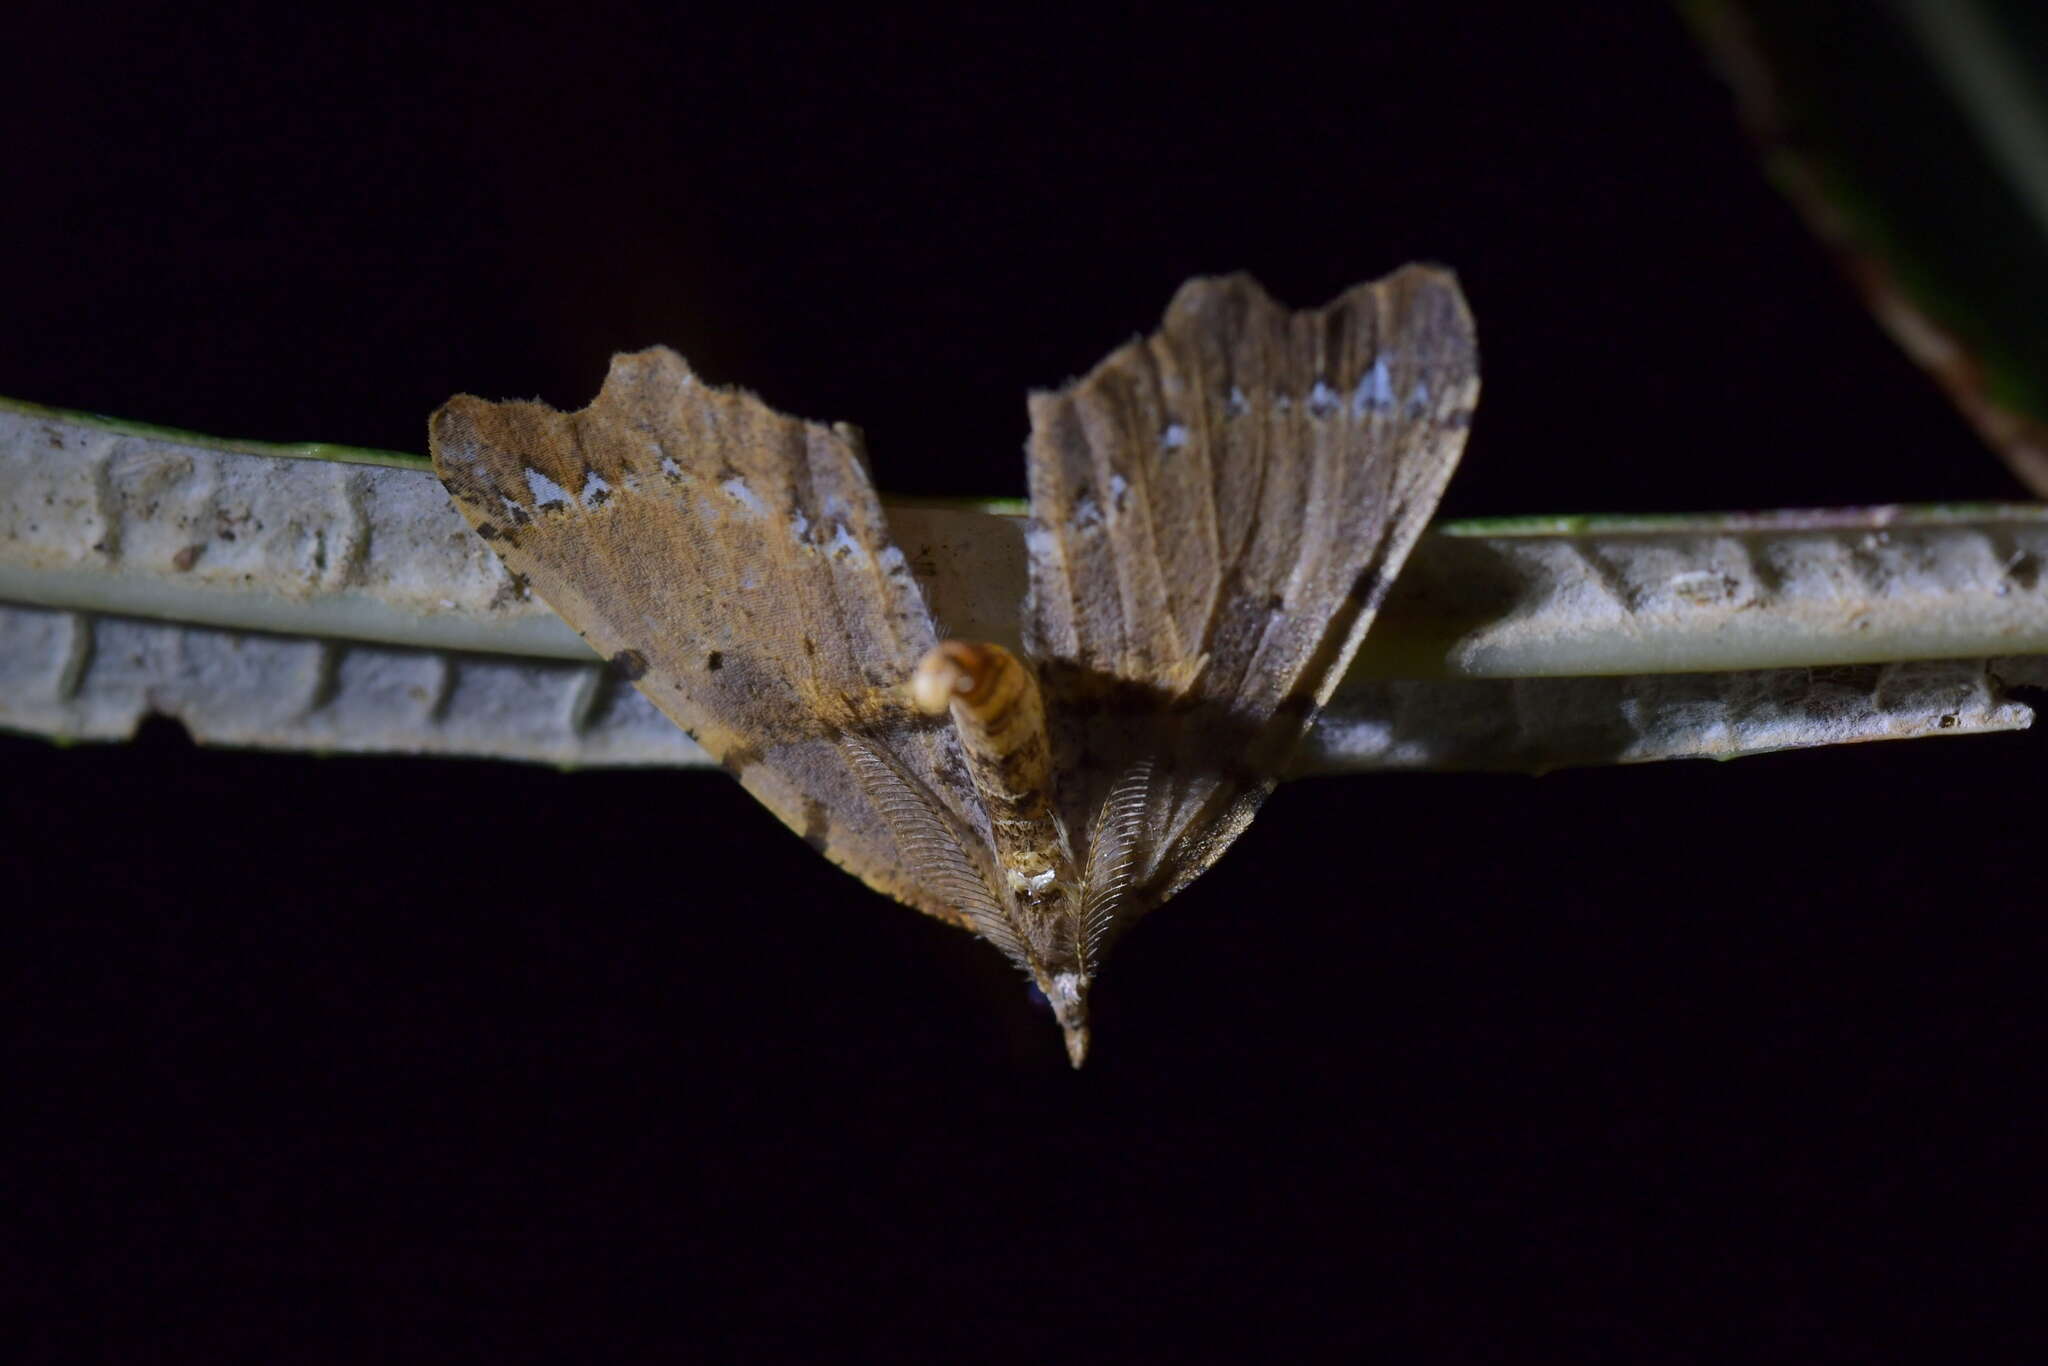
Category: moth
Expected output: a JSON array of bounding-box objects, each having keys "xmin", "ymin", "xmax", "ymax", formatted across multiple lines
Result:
[{"xmin": 429, "ymin": 267, "xmax": 1478, "ymax": 1064}]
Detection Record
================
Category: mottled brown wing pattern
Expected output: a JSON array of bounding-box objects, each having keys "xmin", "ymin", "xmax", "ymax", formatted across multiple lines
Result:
[
  {"xmin": 426, "ymin": 270, "xmax": 1478, "ymax": 1064},
  {"xmin": 429, "ymin": 348, "xmax": 994, "ymax": 927},
  {"xmin": 1025, "ymin": 267, "xmax": 1479, "ymax": 911}
]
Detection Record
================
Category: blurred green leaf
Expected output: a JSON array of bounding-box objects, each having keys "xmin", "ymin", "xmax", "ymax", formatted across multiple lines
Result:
[{"xmin": 1687, "ymin": 0, "xmax": 2048, "ymax": 493}]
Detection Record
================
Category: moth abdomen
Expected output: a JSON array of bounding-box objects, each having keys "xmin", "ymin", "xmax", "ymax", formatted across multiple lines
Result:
[
  {"xmin": 911, "ymin": 640, "xmax": 1066, "ymax": 883},
  {"xmin": 911, "ymin": 643, "xmax": 1049, "ymax": 803}
]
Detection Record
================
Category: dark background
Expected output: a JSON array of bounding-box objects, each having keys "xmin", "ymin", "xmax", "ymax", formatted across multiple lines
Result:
[{"xmin": 5, "ymin": 5, "xmax": 2043, "ymax": 1358}]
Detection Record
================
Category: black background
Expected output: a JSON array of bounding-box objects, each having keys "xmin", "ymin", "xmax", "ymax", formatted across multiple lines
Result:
[{"xmin": 6, "ymin": 5, "xmax": 2044, "ymax": 1359}]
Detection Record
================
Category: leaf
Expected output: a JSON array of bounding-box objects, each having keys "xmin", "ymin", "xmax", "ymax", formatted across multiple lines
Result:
[{"xmin": 1688, "ymin": 0, "xmax": 2048, "ymax": 493}]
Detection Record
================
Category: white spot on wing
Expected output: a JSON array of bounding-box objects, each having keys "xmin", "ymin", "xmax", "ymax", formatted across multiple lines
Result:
[
  {"xmin": 1352, "ymin": 358, "xmax": 1394, "ymax": 416},
  {"xmin": 659, "ymin": 454, "xmax": 683, "ymax": 478},
  {"xmin": 524, "ymin": 467, "xmax": 571, "ymax": 508},
  {"xmin": 721, "ymin": 475, "xmax": 766, "ymax": 516},
  {"xmin": 579, "ymin": 472, "xmax": 612, "ymax": 508},
  {"xmin": 1225, "ymin": 386, "xmax": 1249, "ymax": 417},
  {"xmin": 1406, "ymin": 379, "xmax": 1431, "ymax": 416},
  {"xmin": 827, "ymin": 522, "xmax": 869, "ymax": 565},
  {"xmin": 1108, "ymin": 472, "xmax": 1130, "ymax": 514},
  {"xmin": 789, "ymin": 509, "xmax": 811, "ymax": 540},
  {"xmin": 1308, "ymin": 379, "xmax": 1338, "ymax": 417},
  {"xmin": 1160, "ymin": 422, "xmax": 1189, "ymax": 450}
]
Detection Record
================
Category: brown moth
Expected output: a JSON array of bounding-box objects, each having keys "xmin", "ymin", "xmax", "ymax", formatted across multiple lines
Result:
[{"xmin": 429, "ymin": 267, "xmax": 1478, "ymax": 1065}]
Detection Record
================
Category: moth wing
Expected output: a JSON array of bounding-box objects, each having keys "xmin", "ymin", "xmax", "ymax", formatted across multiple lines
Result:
[
  {"xmin": 840, "ymin": 736, "xmax": 1024, "ymax": 961},
  {"xmin": 1024, "ymin": 267, "xmax": 1478, "ymax": 908},
  {"xmin": 430, "ymin": 348, "xmax": 992, "ymax": 928}
]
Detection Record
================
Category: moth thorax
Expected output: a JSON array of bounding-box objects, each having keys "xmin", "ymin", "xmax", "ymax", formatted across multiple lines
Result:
[{"xmin": 911, "ymin": 640, "xmax": 1064, "ymax": 881}]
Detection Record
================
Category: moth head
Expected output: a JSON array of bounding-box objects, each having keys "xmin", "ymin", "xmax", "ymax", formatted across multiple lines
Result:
[{"xmin": 1037, "ymin": 968, "xmax": 1091, "ymax": 1069}]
